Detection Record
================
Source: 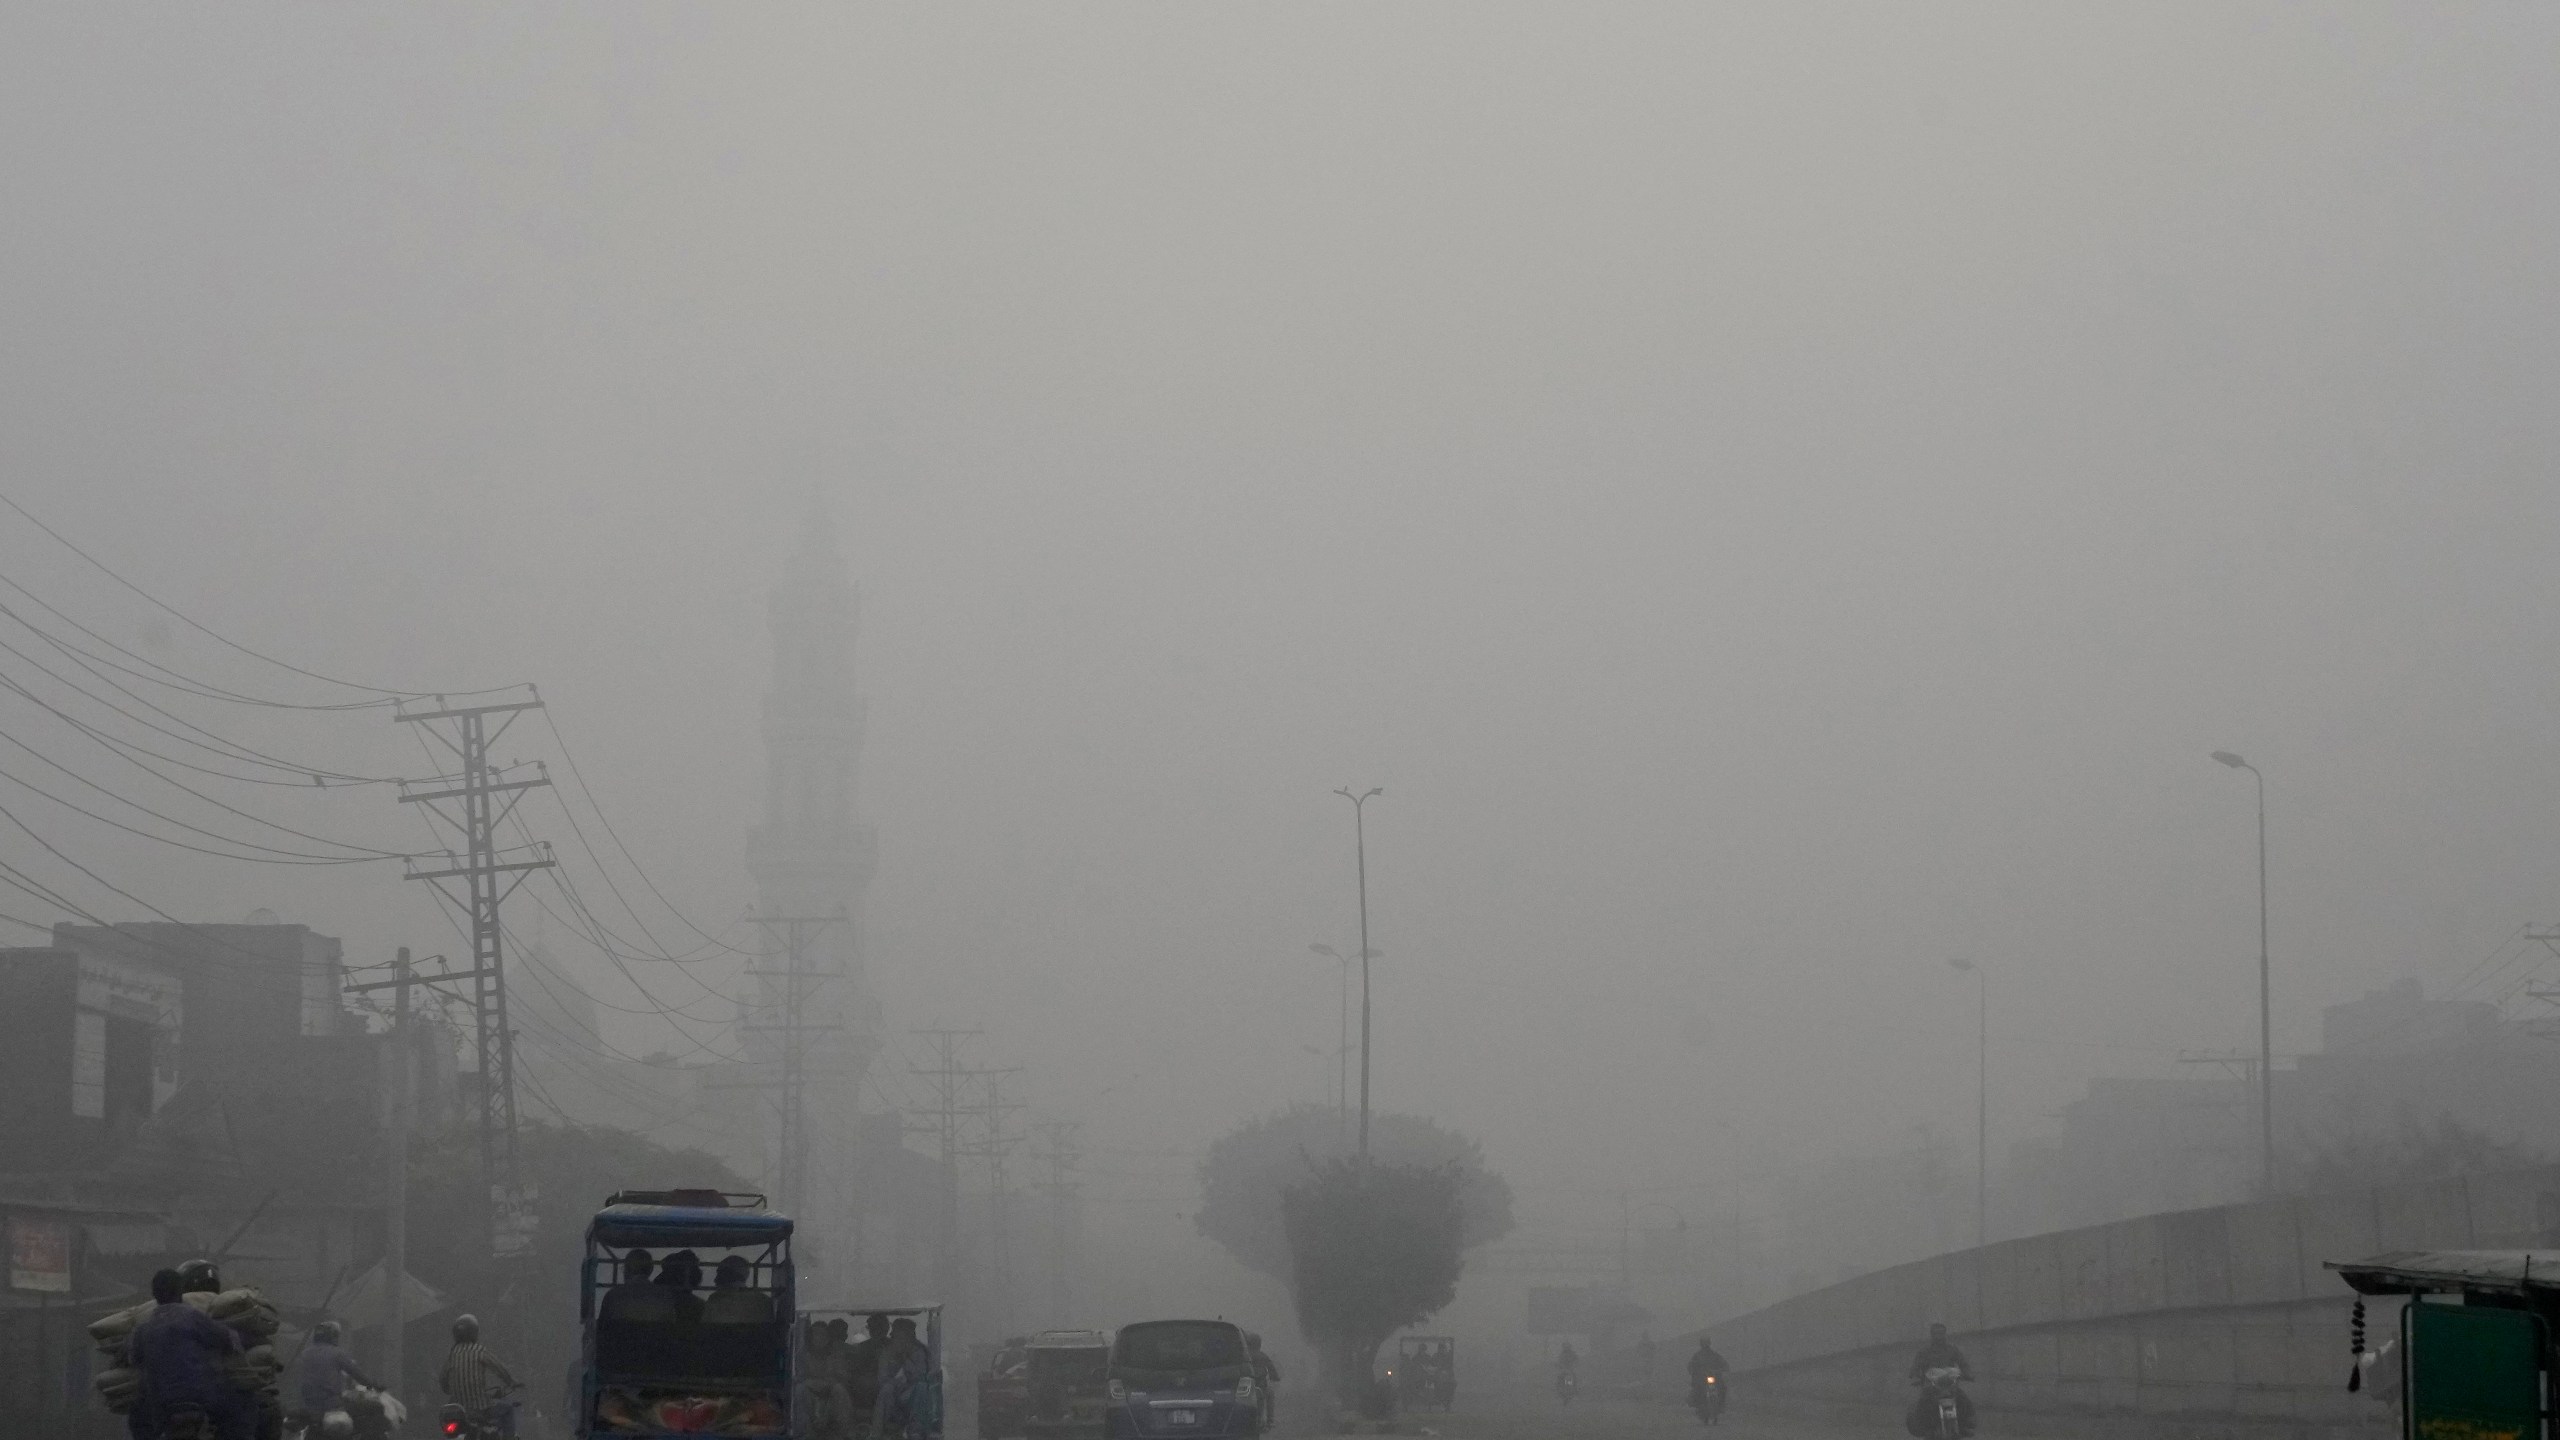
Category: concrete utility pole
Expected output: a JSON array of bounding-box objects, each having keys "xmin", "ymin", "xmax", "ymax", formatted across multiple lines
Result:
[
  {"xmin": 346, "ymin": 948, "xmax": 427, "ymax": 1394},
  {"xmin": 396, "ymin": 692, "xmax": 555, "ymax": 1262},
  {"xmin": 1334, "ymin": 787, "xmax": 1383, "ymax": 1162},
  {"xmin": 1947, "ymin": 958, "xmax": 1987, "ymax": 1250},
  {"xmin": 2211, "ymin": 751, "xmax": 2275, "ymax": 1196}
]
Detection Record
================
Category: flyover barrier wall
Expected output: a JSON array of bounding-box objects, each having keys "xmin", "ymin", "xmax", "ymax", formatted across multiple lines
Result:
[{"xmin": 1712, "ymin": 1164, "xmax": 2560, "ymax": 1434}]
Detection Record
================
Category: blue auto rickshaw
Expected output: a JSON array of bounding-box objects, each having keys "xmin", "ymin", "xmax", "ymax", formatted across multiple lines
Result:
[
  {"xmin": 577, "ymin": 1189, "xmax": 795, "ymax": 1437},
  {"xmin": 797, "ymin": 1304, "xmax": 946, "ymax": 1440}
]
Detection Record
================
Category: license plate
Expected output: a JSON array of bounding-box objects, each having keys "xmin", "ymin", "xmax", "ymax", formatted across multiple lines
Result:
[{"xmin": 1164, "ymin": 1411, "xmax": 1200, "ymax": 1426}]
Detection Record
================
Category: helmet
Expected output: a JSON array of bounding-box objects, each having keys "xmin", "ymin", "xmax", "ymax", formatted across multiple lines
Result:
[
  {"xmin": 176, "ymin": 1259, "xmax": 222, "ymax": 1294},
  {"xmin": 313, "ymin": 1320, "xmax": 343, "ymax": 1345},
  {"xmin": 319, "ymin": 1411, "xmax": 355, "ymax": 1438},
  {"xmin": 452, "ymin": 1314, "xmax": 479, "ymax": 1342}
]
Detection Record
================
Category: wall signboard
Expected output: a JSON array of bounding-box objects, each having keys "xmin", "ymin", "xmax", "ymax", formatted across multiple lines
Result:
[{"xmin": 8, "ymin": 1214, "xmax": 73, "ymax": 1293}]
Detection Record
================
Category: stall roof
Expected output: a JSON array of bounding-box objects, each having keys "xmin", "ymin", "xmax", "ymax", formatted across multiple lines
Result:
[
  {"xmin": 2328, "ymin": 1251, "xmax": 2560, "ymax": 1297},
  {"xmin": 587, "ymin": 1203, "xmax": 793, "ymax": 1248}
]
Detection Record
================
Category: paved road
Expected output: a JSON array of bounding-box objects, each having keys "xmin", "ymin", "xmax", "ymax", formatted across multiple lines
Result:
[{"xmin": 1304, "ymin": 1391, "xmax": 1886, "ymax": 1440}]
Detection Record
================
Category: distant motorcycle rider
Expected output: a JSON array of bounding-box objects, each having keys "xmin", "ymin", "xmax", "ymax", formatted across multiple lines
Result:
[
  {"xmin": 129, "ymin": 1267, "xmax": 256, "ymax": 1440},
  {"xmin": 1688, "ymin": 1335, "xmax": 1729, "ymax": 1401},
  {"xmin": 439, "ymin": 1315, "xmax": 521, "ymax": 1437},
  {"xmin": 288, "ymin": 1321, "xmax": 378, "ymax": 1435},
  {"xmin": 1905, "ymin": 1323, "xmax": 1975, "ymax": 1438}
]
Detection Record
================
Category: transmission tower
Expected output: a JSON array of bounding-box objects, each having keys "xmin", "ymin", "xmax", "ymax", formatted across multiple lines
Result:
[
  {"xmin": 959, "ymin": 1068, "xmax": 1025, "ymax": 1332},
  {"xmin": 396, "ymin": 693, "xmax": 554, "ymax": 1258},
  {"xmin": 1030, "ymin": 1120, "xmax": 1082, "ymax": 1323},
  {"xmin": 908, "ymin": 1028, "xmax": 983, "ymax": 1299},
  {"xmin": 739, "ymin": 909, "xmax": 844, "ymax": 1217}
]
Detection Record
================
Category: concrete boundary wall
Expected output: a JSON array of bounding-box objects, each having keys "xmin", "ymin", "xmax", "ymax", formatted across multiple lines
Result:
[{"xmin": 1712, "ymin": 1165, "xmax": 2560, "ymax": 1432}]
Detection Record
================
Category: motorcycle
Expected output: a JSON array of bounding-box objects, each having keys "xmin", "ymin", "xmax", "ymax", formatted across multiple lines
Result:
[
  {"xmin": 439, "ymin": 1390, "xmax": 519, "ymax": 1439},
  {"xmin": 1554, "ymin": 1368, "xmax": 1578, "ymax": 1406},
  {"xmin": 291, "ymin": 1385, "xmax": 405, "ymax": 1440},
  {"xmin": 1914, "ymin": 1366, "xmax": 1967, "ymax": 1440},
  {"xmin": 1690, "ymin": 1372, "xmax": 1725, "ymax": 1426}
]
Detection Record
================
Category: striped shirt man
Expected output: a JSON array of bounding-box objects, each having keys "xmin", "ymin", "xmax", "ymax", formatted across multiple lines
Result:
[{"xmin": 440, "ymin": 1339, "xmax": 518, "ymax": 1405}]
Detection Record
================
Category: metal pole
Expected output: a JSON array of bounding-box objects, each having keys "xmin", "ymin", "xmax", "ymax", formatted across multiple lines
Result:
[
  {"xmin": 1974, "ymin": 968, "xmax": 1987, "ymax": 1251},
  {"xmin": 1337, "ymin": 787, "xmax": 1382, "ymax": 1162},
  {"xmin": 1338, "ymin": 953, "xmax": 1350, "ymax": 1137},
  {"xmin": 384, "ymin": 949, "xmax": 412, "ymax": 1398},
  {"xmin": 2212, "ymin": 752, "xmax": 2275, "ymax": 1197},
  {"xmin": 2255, "ymin": 766, "xmax": 2272, "ymax": 1196}
]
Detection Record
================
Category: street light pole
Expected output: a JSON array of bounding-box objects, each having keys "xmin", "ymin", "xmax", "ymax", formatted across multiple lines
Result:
[
  {"xmin": 1947, "ymin": 958, "xmax": 1986, "ymax": 1250},
  {"xmin": 1309, "ymin": 944, "xmax": 1353, "ymax": 1137},
  {"xmin": 1335, "ymin": 786, "xmax": 1384, "ymax": 1162},
  {"xmin": 2213, "ymin": 751, "xmax": 2275, "ymax": 1196}
]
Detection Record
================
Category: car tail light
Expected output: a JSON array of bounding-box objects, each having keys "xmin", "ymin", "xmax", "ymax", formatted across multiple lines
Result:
[
  {"xmin": 1234, "ymin": 1376, "xmax": 1257, "ymax": 1404},
  {"xmin": 1107, "ymin": 1378, "xmax": 1125, "ymax": 1403},
  {"xmin": 442, "ymin": 1426, "xmax": 462, "ymax": 1438}
]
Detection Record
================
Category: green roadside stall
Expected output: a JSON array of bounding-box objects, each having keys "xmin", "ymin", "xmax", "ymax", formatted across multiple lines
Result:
[{"xmin": 2331, "ymin": 1251, "xmax": 2558, "ymax": 1440}]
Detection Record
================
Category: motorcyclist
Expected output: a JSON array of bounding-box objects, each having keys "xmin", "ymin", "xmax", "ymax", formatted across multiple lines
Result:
[
  {"xmin": 287, "ymin": 1321, "xmax": 378, "ymax": 1436},
  {"xmin": 1245, "ymin": 1333, "xmax": 1280, "ymax": 1424},
  {"xmin": 439, "ymin": 1315, "xmax": 521, "ymax": 1437},
  {"xmin": 129, "ymin": 1267, "xmax": 256, "ymax": 1440},
  {"xmin": 1905, "ymin": 1323, "xmax": 1975, "ymax": 1438},
  {"xmin": 1688, "ymin": 1335, "xmax": 1729, "ymax": 1403},
  {"xmin": 176, "ymin": 1258, "xmax": 283, "ymax": 1440}
]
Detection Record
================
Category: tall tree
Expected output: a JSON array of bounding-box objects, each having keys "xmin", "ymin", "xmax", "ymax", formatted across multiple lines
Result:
[{"xmin": 1196, "ymin": 1106, "xmax": 1511, "ymax": 1407}]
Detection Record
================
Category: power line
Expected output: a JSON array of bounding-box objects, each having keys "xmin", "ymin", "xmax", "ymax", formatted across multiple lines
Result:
[
  {"xmin": 0, "ymin": 575, "xmax": 390, "ymax": 712},
  {"xmin": 0, "ymin": 667, "xmax": 412, "ymax": 853},
  {"xmin": 0, "ymin": 617, "xmax": 396, "ymax": 784},
  {"xmin": 0, "ymin": 487, "xmax": 516, "ymax": 701},
  {"xmin": 0, "ymin": 727, "xmax": 404, "ymax": 864},
  {"xmin": 537, "ymin": 706, "xmax": 767, "ymax": 958}
]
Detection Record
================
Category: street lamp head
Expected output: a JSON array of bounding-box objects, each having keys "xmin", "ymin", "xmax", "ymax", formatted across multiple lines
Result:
[
  {"xmin": 2211, "ymin": 751, "xmax": 2248, "ymax": 770},
  {"xmin": 1948, "ymin": 957, "xmax": 1975, "ymax": 973},
  {"xmin": 1310, "ymin": 943, "xmax": 1340, "ymax": 958}
]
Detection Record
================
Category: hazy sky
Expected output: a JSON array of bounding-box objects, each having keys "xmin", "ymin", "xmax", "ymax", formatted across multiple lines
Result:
[{"xmin": 6, "ymin": 4, "xmax": 2560, "ymax": 1272}]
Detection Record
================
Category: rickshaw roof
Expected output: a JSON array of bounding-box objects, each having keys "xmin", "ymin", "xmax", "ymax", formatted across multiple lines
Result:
[
  {"xmin": 587, "ymin": 1202, "xmax": 794, "ymax": 1248},
  {"xmin": 2327, "ymin": 1250, "xmax": 2560, "ymax": 1297}
]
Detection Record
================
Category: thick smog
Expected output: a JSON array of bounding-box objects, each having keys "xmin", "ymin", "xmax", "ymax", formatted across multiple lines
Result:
[{"xmin": 0, "ymin": 7, "xmax": 2554, "ymax": 1440}]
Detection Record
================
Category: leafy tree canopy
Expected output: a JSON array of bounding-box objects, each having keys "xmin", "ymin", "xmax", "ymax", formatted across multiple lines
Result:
[
  {"xmin": 1283, "ymin": 1158, "xmax": 1467, "ymax": 1384},
  {"xmin": 1195, "ymin": 1105, "xmax": 1513, "ymax": 1281}
]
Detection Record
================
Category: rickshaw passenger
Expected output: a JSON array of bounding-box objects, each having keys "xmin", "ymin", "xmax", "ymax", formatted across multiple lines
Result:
[
  {"xmin": 844, "ymin": 1314, "xmax": 890, "ymax": 1429},
  {"xmin": 704, "ymin": 1257, "xmax": 773, "ymax": 1324},
  {"xmin": 877, "ymin": 1317, "xmax": 934, "ymax": 1440},
  {"xmin": 600, "ymin": 1249, "xmax": 676, "ymax": 1323},
  {"xmin": 655, "ymin": 1251, "xmax": 707, "ymax": 1323},
  {"xmin": 798, "ymin": 1324, "xmax": 854, "ymax": 1439}
]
